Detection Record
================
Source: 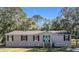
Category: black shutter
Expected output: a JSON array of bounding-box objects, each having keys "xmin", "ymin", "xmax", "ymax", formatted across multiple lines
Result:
[
  {"xmin": 26, "ymin": 35, "xmax": 27, "ymax": 41},
  {"xmin": 33, "ymin": 35, "xmax": 35, "ymax": 41},
  {"xmin": 64, "ymin": 35, "xmax": 65, "ymax": 41},
  {"xmin": 7, "ymin": 35, "xmax": 9, "ymax": 41},
  {"xmin": 43, "ymin": 39, "xmax": 44, "ymax": 42},
  {"xmin": 12, "ymin": 35, "xmax": 14, "ymax": 41},
  {"xmin": 49, "ymin": 40, "xmax": 50, "ymax": 42},
  {"xmin": 68, "ymin": 35, "xmax": 70, "ymax": 41},
  {"xmin": 21, "ymin": 35, "xmax": 23, "ymax": 41},
  {"xmin": 43, "ymin": 35, "xmax": 44, "ymax": 42},
  {"xmin": 38, "ymin": 35, "xmax": 39, "ymax": 41}
]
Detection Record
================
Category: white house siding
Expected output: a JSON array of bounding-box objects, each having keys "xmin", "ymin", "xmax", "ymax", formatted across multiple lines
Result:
[
  {"xmin": 52, "ymin": 34, "xmax": 71, "ymax": 47},
  {"xmin": 6, "ymin": 35, "xmax": 43, "ymax": 47},
  {"xmin": 26, "ymin": 35, "xmax": 43, "ymax": 47},
  {"xmin": 38, "ymin": 32, "xmax": 71, "ymax": 47},
  {"xmin": 6, "ymin": 35, "xmax": 21, "ymax": 47},
  {"xmin": 5, "ymin": 31, "xmax": 71, "ymax": 47}
]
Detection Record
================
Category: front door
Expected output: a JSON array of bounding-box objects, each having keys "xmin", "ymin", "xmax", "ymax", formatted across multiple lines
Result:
[{"xmin": 43, "ymin": 35, "xmax": 50, "ymax": 47}]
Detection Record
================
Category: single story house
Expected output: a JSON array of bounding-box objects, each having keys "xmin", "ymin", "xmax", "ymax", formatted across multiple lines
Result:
[{"xmin": 5, "ymin": 30, "xmax": 71, "ymax": 47}]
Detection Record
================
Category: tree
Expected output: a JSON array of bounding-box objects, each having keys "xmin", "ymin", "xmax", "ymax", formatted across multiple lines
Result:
[
  {"xmin": 32, "ymin": 15, "xmax": 44, "ymax": 29},
  {"xmin": 0, "ymin": 7, "xmax": 27, "ymax": 43},
  {"xmin": 41, "ymin": 21, "xmax": 49, "ymax": 31},
  {"xmin": 60, "ymin": 7, "xmax": 79, "ymax": 38}
]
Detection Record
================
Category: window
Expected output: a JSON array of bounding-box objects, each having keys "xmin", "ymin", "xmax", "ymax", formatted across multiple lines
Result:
[
  {"xmin": 7, "ymin": 35, "xmax": 9, "ymax": 41},
  {"xmin": 33, "ymin": 35, "xmax": 39, "ymax": 41},
  {"xmin": 64, "ymin": 35, "xmax": 70, "ymax": 41},
  {"xmin": 7, "ymin": 35, "xmax": 14, "ymax": 41},
  {"xmin": 21, "ymin": 35, "xmax": 27, "ymax": 41}
]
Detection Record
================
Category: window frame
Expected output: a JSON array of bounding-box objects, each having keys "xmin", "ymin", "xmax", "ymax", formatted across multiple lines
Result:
[{"xmin": 64, "ymin": 34, "xmax": 70, "ymax": 41}]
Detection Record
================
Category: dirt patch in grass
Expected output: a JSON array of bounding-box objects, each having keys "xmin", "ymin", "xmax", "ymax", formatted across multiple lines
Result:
[{"xmin": 0, "ymin": 48, "xmax": 32, "ymax": 52}]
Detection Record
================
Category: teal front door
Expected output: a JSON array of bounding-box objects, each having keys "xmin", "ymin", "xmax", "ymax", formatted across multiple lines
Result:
[{"xmin": 43, "ymin": 35, "xmax": 50, "ymax": 47}]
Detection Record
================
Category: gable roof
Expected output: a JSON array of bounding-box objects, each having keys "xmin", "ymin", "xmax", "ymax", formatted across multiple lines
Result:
[{"xmin": 5, "ymin": 30, "xmax": 71, "ymax": 35}]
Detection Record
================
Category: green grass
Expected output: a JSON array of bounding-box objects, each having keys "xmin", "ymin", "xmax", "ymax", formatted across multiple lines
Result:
[
  {"xmin": 0, "ymin": 47, "xmax": 68, "ymax": 52},
  {"xmin": 27, "ymin": 47, "xmax": 68, "ymax": 52}
]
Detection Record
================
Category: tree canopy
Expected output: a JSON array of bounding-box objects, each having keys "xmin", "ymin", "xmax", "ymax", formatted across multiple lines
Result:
[{"xmin": 0, "ymin": 7, "xmax": 79, "ymax": 43}]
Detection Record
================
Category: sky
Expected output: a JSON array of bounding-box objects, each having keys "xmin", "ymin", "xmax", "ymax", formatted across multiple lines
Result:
[{"xmin": 21, "ymin": 7, "xmax": 62, "ymax": 20}]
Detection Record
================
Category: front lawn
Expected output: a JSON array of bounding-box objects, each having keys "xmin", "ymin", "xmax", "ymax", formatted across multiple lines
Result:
[
  {"xmin": 27, "ymin": 47, "xmax": 68, "ymax": 52},
  {"xmin": 0, "ymin": 47, "xmax": 68, "ymax": 52}
]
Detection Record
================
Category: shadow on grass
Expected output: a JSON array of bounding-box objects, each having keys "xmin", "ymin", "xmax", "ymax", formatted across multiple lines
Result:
[
  {"xmin": 26, "ymin": 48, "xmax": 48, "ymax": 52},
  {"xmin": 25, "ymin": 47, "xmax": 68, "ymax": 52}
]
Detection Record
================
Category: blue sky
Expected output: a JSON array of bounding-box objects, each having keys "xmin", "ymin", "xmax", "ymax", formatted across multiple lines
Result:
[{"xmin": 21, "ymin": 7, "xmax": 62, "ymax": 20}]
